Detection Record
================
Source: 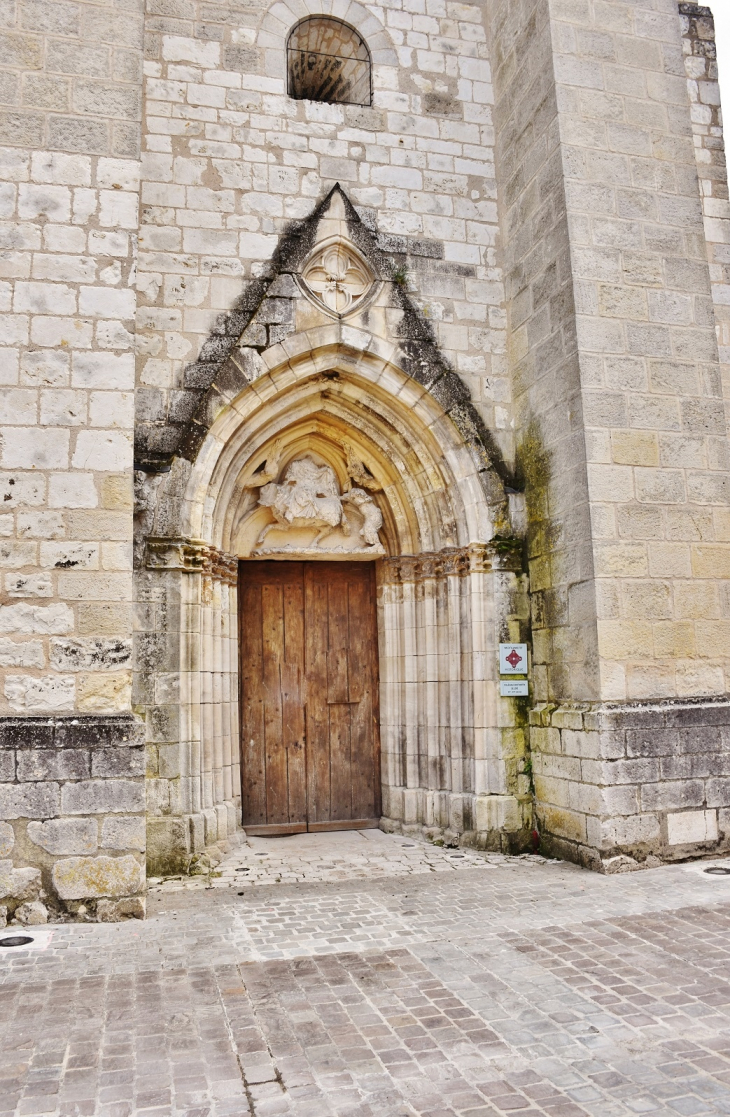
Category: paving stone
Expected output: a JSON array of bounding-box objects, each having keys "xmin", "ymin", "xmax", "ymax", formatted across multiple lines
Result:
[{"xmin": 3, "ymin": 834, "xmax": 730, "ymax": 1115}]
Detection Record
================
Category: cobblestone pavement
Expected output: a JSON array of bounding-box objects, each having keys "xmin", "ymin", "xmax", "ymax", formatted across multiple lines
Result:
[
  {"xmin": 148, "ymin": 828, "xmax": 506, "ymax": 894},
  {"xmin": 2, "ymin": 833, "xmax": 730, "ymax": 1117}
]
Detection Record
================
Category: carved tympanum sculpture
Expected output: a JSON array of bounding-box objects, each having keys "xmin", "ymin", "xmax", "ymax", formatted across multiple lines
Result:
[
  {"xmin": 342, "ymin": 486, "xmax": 383, "ymax": 547},
  {"xmin": 244, "ymin": 453, "xmax": 384, "ymax": 551}
]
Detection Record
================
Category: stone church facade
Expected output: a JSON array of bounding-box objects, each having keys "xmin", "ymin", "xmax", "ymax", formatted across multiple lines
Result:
[{"xmin": 1, "ymin": 0, "xmax": 729, "ymax": 921}]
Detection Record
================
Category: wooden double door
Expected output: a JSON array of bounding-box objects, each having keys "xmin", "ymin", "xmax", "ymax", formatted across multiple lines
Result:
[{"xmin": 239, "ymin": 561, "xmax": 381, "ymax": 834}]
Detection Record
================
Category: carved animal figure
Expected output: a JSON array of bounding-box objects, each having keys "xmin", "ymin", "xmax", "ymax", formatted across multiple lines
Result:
[
  {"xmin": 344, "ymin": 445, "xmax": 382, "ymax": 492},
  {"xmin": 242, "ymin": 439, "xmax": 284, "ymax": 488},
  {"xmin": 342, "ymin": 487, "xmax": 384, "ymax": 547}
]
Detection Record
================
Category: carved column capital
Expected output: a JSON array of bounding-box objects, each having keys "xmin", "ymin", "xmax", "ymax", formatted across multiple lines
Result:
[
  {"xmin": 145, "ymin": 538, "xmax": 210, "ymax": 572},
  {"xmin": 381, "ymin": 543, "xmax": 512, "ymax": 584},
  {"xmin": 145, "ymin": 539, "xmax": 238, "ymax": 582},
  {"xmin": 210, "ymin": 549, "xmax": 238, "ymax": 585}
]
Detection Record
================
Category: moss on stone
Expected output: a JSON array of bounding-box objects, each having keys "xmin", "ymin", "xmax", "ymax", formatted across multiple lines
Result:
[{"xmin": 515, "ymin": 421, "xmax": 552, "ymax": 536}]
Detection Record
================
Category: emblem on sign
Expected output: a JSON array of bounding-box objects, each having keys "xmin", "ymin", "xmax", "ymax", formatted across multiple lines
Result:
[{"xmin": 499, "ymin": 643, "xmax": 527, "ymax": 675}]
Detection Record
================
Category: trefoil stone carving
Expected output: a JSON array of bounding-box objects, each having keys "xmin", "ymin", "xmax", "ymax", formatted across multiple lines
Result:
[{"xmin": 299, "ymin": 236, "xmax": 377, "ymax": 318}]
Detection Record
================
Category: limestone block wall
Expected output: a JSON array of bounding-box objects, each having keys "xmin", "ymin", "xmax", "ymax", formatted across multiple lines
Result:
[
  {"xmin": 0, "ymin": 0, "xmax": 146, "ymax": 919},
  {"xmin": 530, "ymin": 697, "xmax": 730, "ymax": 868},
  {"xmin": 491, "ymin": 0, "xmax": 730, "ymax": 868},
  {"xmin": 682, "ymin": 6, "xmax": 730, "ymax": 424},
  {"xmin": 0, "ymin": 148, "xmax": 139, "ymax": 717},
  {"xmin": 135, "ymin": 0, "xmax": 511, "ymax": 464},
  {"xmin": 494, "ymin": 0, "xmax": 730, "ymax": 707},
  {"xmin": 553, "ymin": 0, "xmax": 730, "ymax": 706},
  {"xmin": 0, "ymin": 715, "xmax": 145, "ymax": 924},
  {"xmin": 490, "ymin": 0, "xmax": 596, "ymax": 703}
]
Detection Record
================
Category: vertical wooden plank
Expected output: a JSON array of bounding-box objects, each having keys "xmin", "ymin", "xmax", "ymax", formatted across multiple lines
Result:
[
  {"xmin": 348, "ymin": 570, "xmax": 377, "ymax": 820},
  {"xmin": 347, "ymin": 573, "xmax": 368, "ymax": 705},
  {"xmin": 328, "ymin": 702, "xmax": 352, "ymax": 819},
  {"xmin": 282, "ymin": 578, "xmax": 306, "ymax": 822},
  {"xmin": 326, "ymin": 566, "xmax": 349, "ymax": 705},
  {"xmin": 368, "ymin": 564, "xmax": 382, "ymax": 820},
  {"xmin": 261, "ymin": 582, "xmax": 286, "ymax": 824},
  {"xmin": 328, "ymin": 567, "xmax": 352, "ymax": 819},
  {"xmin": 240, "ymin": 579, "xmax": 266, "ymax": 826},
  {"xmin": 305, "ymin": 565, "xmax": 330, "ymax": 823}
]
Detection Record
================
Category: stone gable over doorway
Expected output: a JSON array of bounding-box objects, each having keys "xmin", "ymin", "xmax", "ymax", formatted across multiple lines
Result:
[{"xmin": 133, "ymin": 185, "xmax": 532, "ymax": 873}]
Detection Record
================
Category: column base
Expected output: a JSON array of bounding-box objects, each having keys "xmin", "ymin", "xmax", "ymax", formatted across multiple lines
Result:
[
  {"xmin": 380, "ymin": 788, "xmax": 532, "ymax": 853},
  {"xmin": 146, "ymin": 796, "xmax": 242, "ymax": 877}
]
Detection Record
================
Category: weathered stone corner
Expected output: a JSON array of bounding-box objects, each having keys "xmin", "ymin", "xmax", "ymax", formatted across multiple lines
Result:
[
  {"xmin": 532, "ymin": 699, "xmax": 730, "ymax": 871},
  {"xmin": 0, "ymin": 716, "xmax": 146, "ymax": 923}
]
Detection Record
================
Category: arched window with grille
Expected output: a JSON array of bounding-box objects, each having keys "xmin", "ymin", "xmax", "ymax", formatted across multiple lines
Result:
[{"xmin": 287, "ymin": 17, "xmax": 371, "ymax": 107}]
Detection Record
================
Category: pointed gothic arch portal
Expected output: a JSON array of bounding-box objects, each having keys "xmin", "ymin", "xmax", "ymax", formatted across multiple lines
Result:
[
  {"xmin": 196, "ymin": 356, "xmax": 484, "ymax": 837},
  {"xmin": 138, "ymin": 187, "xmax": 531, "ymax": 870},
  {"xmin": 139, "ymin": 342, "xmax": 530, "ymax": 860}
]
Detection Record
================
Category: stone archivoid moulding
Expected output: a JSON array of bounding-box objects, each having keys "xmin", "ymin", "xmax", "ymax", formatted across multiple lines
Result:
[{"xmin": 298, "ymin": 235, "xmax": 379, "ymax": 319}]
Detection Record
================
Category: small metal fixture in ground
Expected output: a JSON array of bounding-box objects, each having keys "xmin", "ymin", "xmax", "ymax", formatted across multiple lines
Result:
[
  {"xmin": 704, "ymin": 866, "xmax": 730, "ymax": 876},
  {"xmin": 0, "ymin": 935, "xmax": 34, "ymax": 948}
]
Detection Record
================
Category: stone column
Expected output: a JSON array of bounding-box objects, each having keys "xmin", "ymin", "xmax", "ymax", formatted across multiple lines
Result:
[
  {"xmin": 140, "ymin": 537, "xmax": 240, "ymax": 874},
  {"xmin": 379, "ymin": 545, "xmax": 530, "ymax": 849}
]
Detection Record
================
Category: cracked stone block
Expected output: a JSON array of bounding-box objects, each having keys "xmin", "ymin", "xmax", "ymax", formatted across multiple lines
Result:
[
  {"xmin": 602, "ymin": 854, "xmax": 642, "ymax": 874},
  {"xmin": 667, "ymin": 809, "xmax": 719, "ymax": 845},
  {"xmin": 0, "ymin": 822, "xmax": 14, "ymax": 857},
  {"xmin": 27, "ymin": 818, "xmax": 98, "ymax": 855},
  {"xmin": 96, "ymin": 896, "xmax": 145, "ymax": 921},
  {"xmin": 5, "ymin": 673, "xmax": 75, "ymax": 713},
  {"xmin": 49, "ymin": 637, "xmax": 133, "ymax": 671},
  {"xmin": 203, "ymin": 808, "xmax": 218, "ymax": 844},
  {"xmin": 100, "ymin": 816, "xmax": 145, "ymax": 851},
  {"xmin": 60, "ymin": 778, "xmax": 144, "ymax": 815},
  {"xmin": 0, "ymin": 861, "xmax": 42, "ymax": 902},
  {"xmin": 0, "ymin": 781, "xmax": 60, "ymax": 820},
  {"xmin": 17, "ymin": 748, "xmax": 90, "ymax": 781},
  {"xmin": 52, "ymin": 854, "xmax": 144, "ymax": 899},
  {"xmin": 14, "ymin": 900, "xmax": 48, "ymax": 925},
  {"xmin": 474, "ymin": 794, "xmax": 523, "ymax": 833}
]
